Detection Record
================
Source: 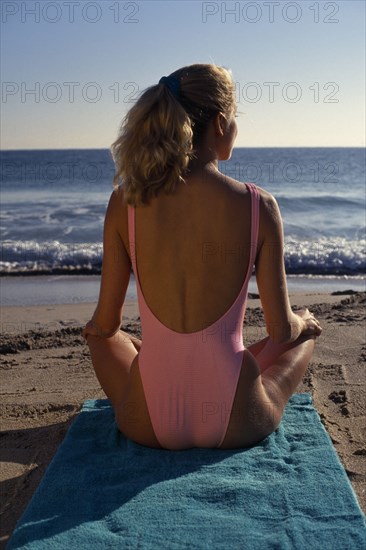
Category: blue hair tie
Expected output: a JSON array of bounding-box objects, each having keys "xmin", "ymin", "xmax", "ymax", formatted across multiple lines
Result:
[{"xmin": 159, "ymin": 75, "xmax": 180, "ymax": 97}]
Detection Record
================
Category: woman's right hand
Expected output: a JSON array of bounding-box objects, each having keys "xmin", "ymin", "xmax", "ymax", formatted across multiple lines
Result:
[{"xmin": 295, "ymin": 308, "xmax": 323, "ymax": 337}]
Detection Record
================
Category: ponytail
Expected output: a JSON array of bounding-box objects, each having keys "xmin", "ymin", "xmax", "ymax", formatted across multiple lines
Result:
[{"xmin": 111, "ymin": 64, "xmax": 236, "ymax": 206}]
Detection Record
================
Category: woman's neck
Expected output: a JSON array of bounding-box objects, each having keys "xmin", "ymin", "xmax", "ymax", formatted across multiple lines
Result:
[{"xmin": 186, "ymin": 150, "xmax": 219, "ymax": 177}]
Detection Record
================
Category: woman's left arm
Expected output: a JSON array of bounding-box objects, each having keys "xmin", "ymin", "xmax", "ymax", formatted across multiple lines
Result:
[{"xmin": 82, "ymin": 189, "xmax": 131, "ymax": 340}]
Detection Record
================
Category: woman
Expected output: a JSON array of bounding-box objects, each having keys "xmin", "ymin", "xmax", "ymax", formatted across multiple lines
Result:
[{"xmin": 82, "ymin": 64, "xmax": 322, "ymax": 450}]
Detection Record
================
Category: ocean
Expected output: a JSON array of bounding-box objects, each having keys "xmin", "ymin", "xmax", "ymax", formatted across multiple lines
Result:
[{"xmin": 1, "ymin": 148, "xmax": 365, "ymax": 305}]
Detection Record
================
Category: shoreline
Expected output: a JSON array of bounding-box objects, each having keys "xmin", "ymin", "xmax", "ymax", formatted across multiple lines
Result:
[
  {"xmin": 1, "ymin": 291, "xmax": 365, "ymax": 547},
  {"xmin": 1, "ymin": 290, "xmax": 362, "ymax": 332},
  {"xmin": 1, "ymin": 274, "xmax": 365, "ymax": 308}
]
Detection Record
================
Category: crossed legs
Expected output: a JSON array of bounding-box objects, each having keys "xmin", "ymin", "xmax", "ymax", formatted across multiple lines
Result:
[
  {"xmin": 219, "ymin": 334, "xmax": 317, "ymax": 449},
  {"xmin": 248, "ymin": 334, "xmax": 316, "ymax": 409},
  {"xmin": 86, "ymin": 330, "xmax": 316, "ymax": 448}
]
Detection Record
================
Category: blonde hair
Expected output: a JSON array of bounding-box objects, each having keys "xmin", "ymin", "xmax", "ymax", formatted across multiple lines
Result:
[{"xmin": 111, "ymin": 64, "xmax": 236, "ymax": 207}]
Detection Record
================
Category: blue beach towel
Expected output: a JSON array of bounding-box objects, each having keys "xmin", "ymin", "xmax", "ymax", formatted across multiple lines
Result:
[{"xmin": 8, "ymin": 393, "xmax": 366, "ymax": 549}]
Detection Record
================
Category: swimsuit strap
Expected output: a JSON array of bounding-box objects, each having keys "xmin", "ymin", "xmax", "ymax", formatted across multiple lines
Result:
[{"xmin": 246, "ymin": 182, "xmax": 260, "ymax": 269}]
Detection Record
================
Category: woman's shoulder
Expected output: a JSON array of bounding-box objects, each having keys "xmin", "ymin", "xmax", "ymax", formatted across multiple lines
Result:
[
  {"xmin": 108, "ymin": 185, "xmax": 131, "ymax": 218},
  {"xmin": 216, "ymin": 173, "xmax": 276, "ymax": 209},
  {"xmin": 106, "ymin": 185, "xmax": 131, "ymax": 242},
  {"xmin": 111, "ymin": 184, "xmax": 126, "ymax": 203},
  {"xmin": 252, "ymin": 184, "xmax": 277, "ymax": 211},
  {"xmin": 220, "ymin": 177, "xmax": 281, "ymax": 232},
  {"xmin": 252, "ymin": 184, "xmax": 283, "ymax": 233}
]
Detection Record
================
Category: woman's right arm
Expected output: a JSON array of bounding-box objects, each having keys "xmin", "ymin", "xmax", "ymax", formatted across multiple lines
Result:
[{"xmin": 254, "ymin": 189, "xmax": 321, "ymax": 344}]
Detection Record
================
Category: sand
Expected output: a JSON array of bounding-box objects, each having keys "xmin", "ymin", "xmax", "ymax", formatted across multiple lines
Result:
[{"xmin": 1, "ymin": 291, "xmax": 365, "ymax": 547}]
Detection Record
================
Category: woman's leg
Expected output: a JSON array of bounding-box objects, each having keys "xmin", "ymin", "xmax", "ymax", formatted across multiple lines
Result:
[
  {"xmin": 248, "ymin": 335, "xmax": 315, "ymax": 375},
  {"xmin": 247, "ymin": 336, "xmax": 270, "ymax": 362},
  {"xmin": 221, "ymin": 334, "xmax": 317, "ymax": 448},
  {"xmin": 259, "ymin": 334, "xmax": 316, "ymax": 414},
  {"xmin": 86, "ymin": 330, "xmax": 161, "ymax": 448},
  {"xmin": 128, "ymin": 334, "xmax": 142, "ymax": 352},
  {"xmin": 86, "ymin": 330, "xmax": 140, "ymax": 409}
]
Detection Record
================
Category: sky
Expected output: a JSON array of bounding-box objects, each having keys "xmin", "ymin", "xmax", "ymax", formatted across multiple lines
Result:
[{"xmin": 1, "ymin": 0, "xmax": 365, "ymax": 149}]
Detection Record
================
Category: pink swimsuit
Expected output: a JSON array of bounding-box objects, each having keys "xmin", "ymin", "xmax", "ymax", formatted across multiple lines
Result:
[{"xmin": 127, "ymin": 182, "xmax": 260, "ymax": 450}]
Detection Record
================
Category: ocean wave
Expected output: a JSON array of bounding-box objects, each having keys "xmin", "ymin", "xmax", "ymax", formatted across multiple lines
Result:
[
  {"xmin": 1, "ymin": 238, "xmax": 365, "ymax": 276},
  {"xmin": 0, "ymin": 241, "xmax": 103, "ymax": 275},
  {"xmin": 283, "ymin": 236, "xmax": 365, "ymax": 274}
]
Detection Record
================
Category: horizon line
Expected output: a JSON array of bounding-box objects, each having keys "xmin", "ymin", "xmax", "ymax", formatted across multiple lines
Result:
[{"xmin": 1, "ymin": 146, "xmax": 365, "ymax": 153}]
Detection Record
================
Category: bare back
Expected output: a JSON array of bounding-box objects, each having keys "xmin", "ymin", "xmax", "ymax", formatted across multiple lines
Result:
[{"xmin": 117, "ymin": 171, "xmax": 266, "ymax": 334}]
